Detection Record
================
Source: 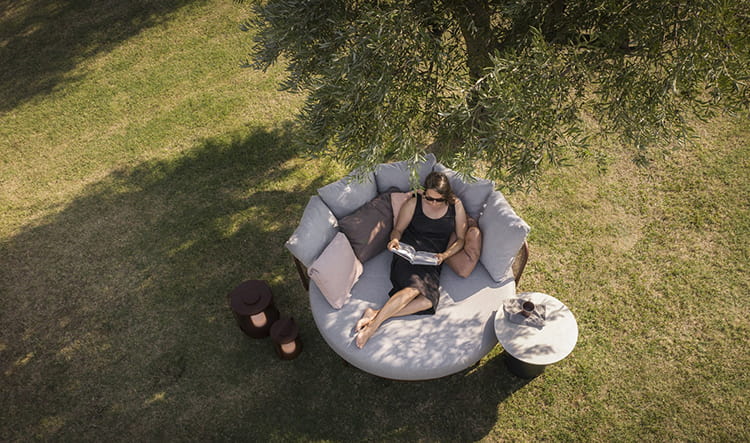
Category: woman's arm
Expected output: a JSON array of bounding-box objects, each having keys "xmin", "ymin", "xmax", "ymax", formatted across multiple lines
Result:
[
  {"xmin": 436, "ymin": 199, "xmax": 467, "ymax": 264},
  {"xmin": 387, "ymin": 195, "xmax": 417, "ymax": 251}
]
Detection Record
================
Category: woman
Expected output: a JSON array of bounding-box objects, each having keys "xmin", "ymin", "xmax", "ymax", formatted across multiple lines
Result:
[{"xmin": 355, "ymin": 171, "xmax": 468, "ymax": 348}]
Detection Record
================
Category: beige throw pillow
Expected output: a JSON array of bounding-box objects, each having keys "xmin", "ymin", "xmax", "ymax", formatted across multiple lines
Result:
[
  {"xmin": 390, "ymin": 191, "xmax": 414, "ymax": 225},
  {"xmin": 308, "ymin": 233, "xmax": 364, "ymax": 309}
]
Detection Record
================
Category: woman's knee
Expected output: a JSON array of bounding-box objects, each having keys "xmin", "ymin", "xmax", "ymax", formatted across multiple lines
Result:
[
  {"xmin": 414, "ymin": 295, "xmax": 434, "ymax": 310},
  {"xmin": 467, "ymin": 226, "xmax": 480, "ymax": 240},
  {"xmin": 395, "ymin": 287, "xmax": 420, "ymax": 298},
  {"xmin": 390, "ymin": 287, "xmax": 421, "ymax": 306}
]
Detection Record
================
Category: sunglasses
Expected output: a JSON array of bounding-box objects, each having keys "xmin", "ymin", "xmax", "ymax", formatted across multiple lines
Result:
[{"xmin": 424, "ymin": 195, "xmax": 446, "ymax": 203}]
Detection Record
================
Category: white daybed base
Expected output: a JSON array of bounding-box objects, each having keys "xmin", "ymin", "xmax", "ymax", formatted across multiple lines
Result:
[{"xmin": 297, "ymin": 243, "xmax": 528, "ymax": 381}]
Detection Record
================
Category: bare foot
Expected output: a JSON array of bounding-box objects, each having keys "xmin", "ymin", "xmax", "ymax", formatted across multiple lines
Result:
[
  {"xmin": 355, "ymin": 307, "xmax": 378, "ymax": 333},
  {"xmin": 355, "ymin": 324, "xmax": 377, "ymax": 348}
]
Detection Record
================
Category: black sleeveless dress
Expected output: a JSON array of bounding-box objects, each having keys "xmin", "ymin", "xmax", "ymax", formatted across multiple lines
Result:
[{"xmin": 389, "ymin": 194, "xmax": 455, "ymax": 315}]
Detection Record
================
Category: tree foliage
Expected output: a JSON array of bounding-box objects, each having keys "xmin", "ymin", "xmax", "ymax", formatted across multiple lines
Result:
[{"xmin": 244, "ymin": 0, "xmax": 749, "ymax": 187}]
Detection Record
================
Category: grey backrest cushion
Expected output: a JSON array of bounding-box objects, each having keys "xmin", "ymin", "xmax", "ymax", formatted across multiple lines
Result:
[
  {"xmin": 317, "ymin": 170, "xmax": 378, "ymax": 219},
  {"xmin": 285, "ymin": 196, "xmax": 339, "ymax": 268},
  {"xmin": 478, "ymin": 191, "xmax": 530, "ymax": 282},
  {"xmin": 374, "ymin": 153, "xmax": 436, "ymax": 193},
  {"xmin": 433, "ymin": 163, "xmax": 494, "ymax": 219}
]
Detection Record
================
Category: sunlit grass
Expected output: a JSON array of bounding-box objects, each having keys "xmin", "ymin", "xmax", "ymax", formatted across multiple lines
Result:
[{"xmin": 0, "ymin": 0, "xmax": 303, "ymax": 238}]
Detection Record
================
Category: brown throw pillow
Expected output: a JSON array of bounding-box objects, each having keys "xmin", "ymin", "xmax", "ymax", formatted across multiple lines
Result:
[
  {"xmin": 445, "ymin": 217, "xmax": 482, "ymax": 278},
  {"xmin": 338, "ymin": 193, "xmax": 394, "ymax": 262}
]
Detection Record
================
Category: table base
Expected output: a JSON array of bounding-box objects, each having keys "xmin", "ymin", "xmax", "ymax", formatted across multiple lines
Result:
[{"xmin": 504, "ymin": 353, "xmax": 546, "ymax": 378}]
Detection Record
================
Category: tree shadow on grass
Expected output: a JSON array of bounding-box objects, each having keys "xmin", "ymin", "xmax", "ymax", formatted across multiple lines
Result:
[
  {"xmin": 0, "ymin": 122, "xmax": 328, "ymax": 439},
  {"xmin": 0, "ymin": 0, "xmax": 205, "ymax": 113},
  {"xmin": 0, "ymin": 123, "xmax": 528, "ymax": 441},
  {"xmin": 232, "ymin": 352, "xmax": 533, "ymax": 442}
]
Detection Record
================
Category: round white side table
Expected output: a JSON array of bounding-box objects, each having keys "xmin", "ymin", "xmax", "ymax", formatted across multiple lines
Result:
[{"xmin": 494, "ymin": 292, "xmax": 578, "ymax": 378}]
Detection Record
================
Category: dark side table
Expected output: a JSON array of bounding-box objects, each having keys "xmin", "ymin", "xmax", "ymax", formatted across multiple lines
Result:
[{"xmin": 228, "ymin": 280, "xmax": 280, "ymax": 338}]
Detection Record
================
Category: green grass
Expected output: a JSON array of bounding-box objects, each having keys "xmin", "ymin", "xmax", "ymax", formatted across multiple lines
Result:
[{"xmin": 1, "ymin": 0, "xmax": 749, "ymax": 441}]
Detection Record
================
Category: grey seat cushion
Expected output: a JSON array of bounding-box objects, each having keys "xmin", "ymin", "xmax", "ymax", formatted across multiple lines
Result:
[{"xmin": 309, "ymin": 250, "xmax": 516, "ymax": 381}]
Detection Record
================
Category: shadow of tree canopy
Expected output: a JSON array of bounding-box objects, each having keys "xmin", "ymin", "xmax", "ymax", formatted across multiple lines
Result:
[
  {"xmin": 0, "ymin": 0, "xmax": 205, "ymax": 113},
  {"xmin": 0, "ymin": 123, "xmax": 529, "ymax": 440}
]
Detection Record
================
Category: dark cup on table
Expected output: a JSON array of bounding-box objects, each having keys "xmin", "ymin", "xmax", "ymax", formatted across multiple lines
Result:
[{"xmin": 521, "ymin": 300, "xmax": 535, "ymax": 317}]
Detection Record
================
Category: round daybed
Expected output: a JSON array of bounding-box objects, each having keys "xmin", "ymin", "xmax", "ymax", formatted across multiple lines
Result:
[{"xmin": 285, "ymin": 155, "xmax": 531, "ymax": 380}]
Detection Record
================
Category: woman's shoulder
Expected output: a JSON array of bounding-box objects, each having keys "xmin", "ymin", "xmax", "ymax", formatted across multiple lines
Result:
[
  {"xmin": 404, "ymin": 193, "xmax": 418, "ymax": 204},
  {"xmin": 401, "ymin": 193, "xmax": 419, "ymax": 211},
  {"xmin": 451, "ymin": 196, "xmax": 467, "ymax": 216}
]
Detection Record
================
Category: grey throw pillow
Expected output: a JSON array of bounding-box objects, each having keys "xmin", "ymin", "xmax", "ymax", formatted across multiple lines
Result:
[{"xmin": 285, "ymin": 196, "xmax": 339, "ymax": 267}]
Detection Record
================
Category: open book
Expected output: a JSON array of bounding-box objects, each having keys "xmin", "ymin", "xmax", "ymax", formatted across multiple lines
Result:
[{"xmin": 390, "ymin": 242, "xmax": 440, "ymax": 266}]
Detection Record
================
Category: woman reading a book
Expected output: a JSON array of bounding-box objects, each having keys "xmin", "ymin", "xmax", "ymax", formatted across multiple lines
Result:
[{"xmin": 355, "ymin": 171, "xmax": 468, "ymax": 348}]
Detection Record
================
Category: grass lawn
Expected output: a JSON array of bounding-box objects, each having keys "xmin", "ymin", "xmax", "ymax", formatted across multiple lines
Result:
[{"xmin": 1, "ymin": 0, "xmax": 748, "ymax": 441}]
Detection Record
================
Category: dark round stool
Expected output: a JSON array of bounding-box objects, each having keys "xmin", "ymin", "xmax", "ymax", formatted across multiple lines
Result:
[
  {"xmin": 270, "ymin": 317, "xmax": 303, "ymax": 360},
  {"xmin": 228, "ymin": 280, "xmax": 280, "ymax": 338}
]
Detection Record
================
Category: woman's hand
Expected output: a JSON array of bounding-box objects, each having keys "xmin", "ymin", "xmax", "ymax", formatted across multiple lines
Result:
[
  {"xmin": 435, "ymin": 253, "xmax": 446, "ymax": 265},
  {"xmin": 387, "ymin": 238, "xmax": 400, "ymax": 251}
]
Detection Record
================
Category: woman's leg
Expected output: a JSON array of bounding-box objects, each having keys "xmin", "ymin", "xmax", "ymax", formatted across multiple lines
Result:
[
  {"xmin": 355, "ymin": 295, "xmax": 432, "ymax": 332},
  {"xmin": 355, "ymin": 288, "xmax": 433, "ymax": 348}
]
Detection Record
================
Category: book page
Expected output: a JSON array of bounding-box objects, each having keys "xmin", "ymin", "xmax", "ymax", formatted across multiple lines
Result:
[{"xmin": 392, "ymin": 242, "xmax": 439, "ymax": 266}]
